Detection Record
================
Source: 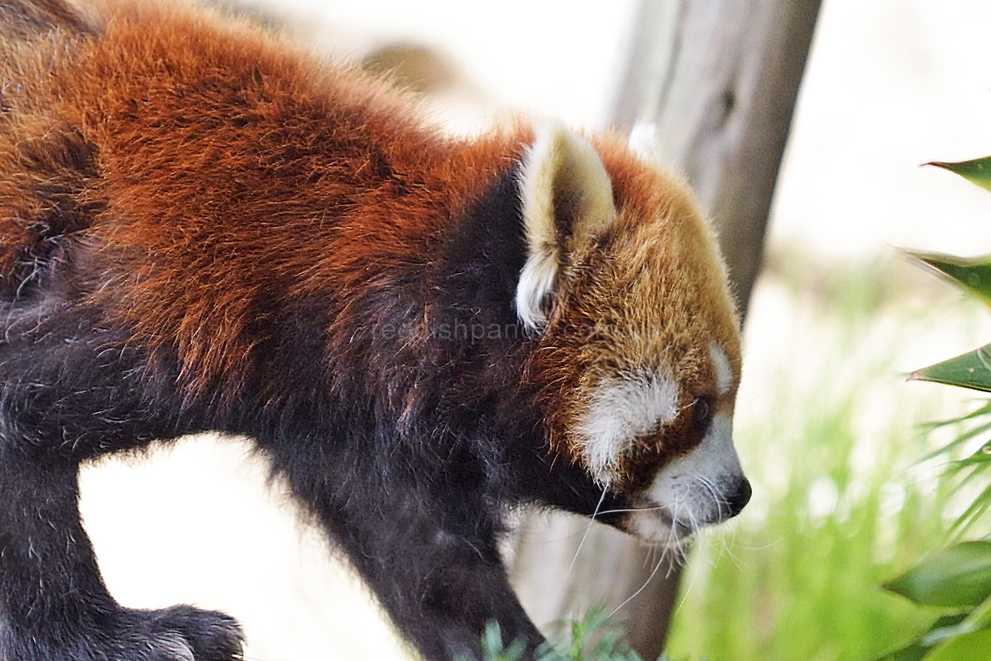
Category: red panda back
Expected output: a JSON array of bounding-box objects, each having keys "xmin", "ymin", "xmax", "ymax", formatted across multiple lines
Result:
[{"xmin": 0, "ymin": 0, "xmax": 528, "ymax": 396}]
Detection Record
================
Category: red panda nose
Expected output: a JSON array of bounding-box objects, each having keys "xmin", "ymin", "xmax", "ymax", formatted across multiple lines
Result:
[{"xmin": 725, "ymin": 477, "xmax": 752, "ymax": 519}]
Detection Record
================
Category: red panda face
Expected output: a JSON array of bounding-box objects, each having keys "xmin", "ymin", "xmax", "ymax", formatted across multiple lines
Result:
[{"xmin": 517, "ymin": 125, "xmax": 750, "ymax": 547}]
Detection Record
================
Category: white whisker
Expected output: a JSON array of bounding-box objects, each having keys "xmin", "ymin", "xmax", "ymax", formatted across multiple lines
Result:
[
  {"xmin": 697, "ymin": 475, "xmax": 729, "ymax": 521},
  {"xmin": 596, "ymin": 503, "xmax": 670, "ymax": 517},
  {"xmin": 565, "ymin": 487, "xmax": 608, "ymax": 586},
  {"xmin": 609, "ymin": 547, "xmax": 669, "ymax": 618}
]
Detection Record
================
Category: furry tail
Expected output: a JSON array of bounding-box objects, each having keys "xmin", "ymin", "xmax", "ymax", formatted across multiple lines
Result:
[{"xmin": 0, "ymin": 0, "xmax": 94, "ymax": 38}]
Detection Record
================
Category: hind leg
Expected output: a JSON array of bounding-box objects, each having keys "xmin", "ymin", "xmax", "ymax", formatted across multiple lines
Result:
[
  {"xmin": 0, "ymin": 306, "xmax": 243, "ymax": 660},
  {"xmin": 0, "ymin": 451, "xmax": 243, "ymax": 661}
]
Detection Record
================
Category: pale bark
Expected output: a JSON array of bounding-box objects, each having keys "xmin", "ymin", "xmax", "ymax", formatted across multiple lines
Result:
[{"xmin": 510, "ymin": 0, "xmax": 821, "ymax": 656}]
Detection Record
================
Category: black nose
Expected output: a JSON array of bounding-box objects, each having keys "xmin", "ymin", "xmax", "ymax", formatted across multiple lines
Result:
[{"xmin": 725, "ymin": 477, "xmax": 752, "ymax": 519}]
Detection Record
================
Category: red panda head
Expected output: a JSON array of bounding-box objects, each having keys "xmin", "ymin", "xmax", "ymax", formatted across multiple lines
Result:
[{"xmin": 517, "ymin": 124, "xmax": 749, "ymax": 546}]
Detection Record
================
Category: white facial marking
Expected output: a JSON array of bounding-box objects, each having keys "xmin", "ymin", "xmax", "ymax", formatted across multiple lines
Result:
[
  {"xmin": 577, "ymin": 373, "xmax": 679, "ymax": 484},
  {"xmin": 709, "ymin": 342, "xmax": 733, "ymax": 396},
  {"xmin": 629, "ymin": 411, "xmax": 745, "ymax": 545}
]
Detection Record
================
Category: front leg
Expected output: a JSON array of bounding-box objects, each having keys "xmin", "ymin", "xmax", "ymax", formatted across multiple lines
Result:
[
  {"xmin": 341, "ymin": 499, "xmax": 543, "ymax": 660},
  {"xmin": 278, "ymin": 444, "xmax": 543, "ymax": 661}
]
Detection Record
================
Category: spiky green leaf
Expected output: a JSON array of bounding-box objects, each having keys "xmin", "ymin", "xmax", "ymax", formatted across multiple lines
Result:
[
  {"xmin": 904, "ymin": 251, "xmax": 991, "ymax": 306},
  {"xmin": 882, "ymin": 541, "xmax": 991, "ymax": 608},
  {"xmin": 911, "ymin": 344, "xmax": 991, "ymax": 393},
  {"xmin": 928, "ymin": 157, "xmax": 991, "ymax": 193}
]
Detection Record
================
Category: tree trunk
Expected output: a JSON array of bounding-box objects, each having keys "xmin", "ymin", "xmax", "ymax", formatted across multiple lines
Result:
[{"xmin": 509, "ymin": 0, "xmax": 821, "ymax": 656}]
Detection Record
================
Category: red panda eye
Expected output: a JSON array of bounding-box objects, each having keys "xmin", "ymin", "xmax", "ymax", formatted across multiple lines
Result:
[{"xmin": 691, "ymin": 395, "xmax": 715, "ymax": 433}]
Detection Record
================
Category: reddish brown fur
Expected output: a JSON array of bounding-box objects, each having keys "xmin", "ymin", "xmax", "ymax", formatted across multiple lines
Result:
[{"xmin": 2, "ymin": 0, "xmax": 534, "ymax": 400}]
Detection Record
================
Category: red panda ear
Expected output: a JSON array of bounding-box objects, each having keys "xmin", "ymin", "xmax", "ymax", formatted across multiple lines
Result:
[{"xmin": 515, "ymin": 124, "xmax": 617, "ymax": 332}]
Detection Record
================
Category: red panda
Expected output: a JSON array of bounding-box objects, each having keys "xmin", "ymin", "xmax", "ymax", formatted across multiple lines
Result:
[{"xmin": 0, "ymin": 1, "xmax": 751, "ymax": 659}]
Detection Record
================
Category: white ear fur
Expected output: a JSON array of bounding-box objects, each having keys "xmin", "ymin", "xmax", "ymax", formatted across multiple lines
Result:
[{"xmin": 516, "ymin": 124, "xmax": 617, "ymax": 331}]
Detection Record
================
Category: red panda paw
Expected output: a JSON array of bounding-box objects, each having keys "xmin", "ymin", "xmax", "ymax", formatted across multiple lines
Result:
[
  {"xmin": 128, "ymin": 606, "xmax": 244, "ymax": 661},
  {"xmin": 104, "ymin": 606, "xmax": 244, "ymax": 661},
  {"xmin": 70, "ymin": 606, "xmax": 244, "ymax": 661},
  {"xmin": 3, "ymin": 604, "xmax": 244, "ymax": 661}
]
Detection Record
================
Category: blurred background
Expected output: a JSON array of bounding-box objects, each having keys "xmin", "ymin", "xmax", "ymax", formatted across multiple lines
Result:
[{"xmin": 77, "ymin": 1, "xmax": 991, "ymax": 659}]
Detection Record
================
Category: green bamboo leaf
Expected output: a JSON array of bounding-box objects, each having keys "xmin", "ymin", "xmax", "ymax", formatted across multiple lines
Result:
[
  {"xmin": 874, "ymin": 643, "xmax": 928, "ymax": 661},
  {"xmin": 872, "ymin": 613, "xmax": 970, "ymax": 661},
  {"xmin": 922, "ymin": 402, "xmax": 991, "ymax": 429},
  {"xmin": 956, "ymin": 442, "xmax": 991, "ymax": 466},
  {"xmin": 919, "ymin": 588, "xmax": 991, "ymax": 660},
  {"xmin": 928, "ymin": 157, "xmax": 991, "ymax": 193},
  {"xmin": 911, "ymin": 344, "xmax": 991, "ymax": 393},
  {"xmin": 916, "ymin": 402, "xmax": 991, "ymax": 464},
  {"xmin": 967, "ymin": 590, "xmax": 991, "ymax": 626},
  {"xmin": 946, "ymin": 482, "xmax": 991, "ymax": 539},
  {"xmin": 920, "ymin": 416, "xmax": 991, "ymax": 463},
  {"xmin": 470, "ymin": 622, "xmax": 526, "ymax": 661},
  {"xmin": 904, "ymin": 251, "xmax": 991, "ymax": 306},
  {"xmin": 923, "ymin": 626, "xmax": 991, "ymax": 661},
  {"xmin": 882, "ymin": 541, "xmax": 991, "ymax": 607}
]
